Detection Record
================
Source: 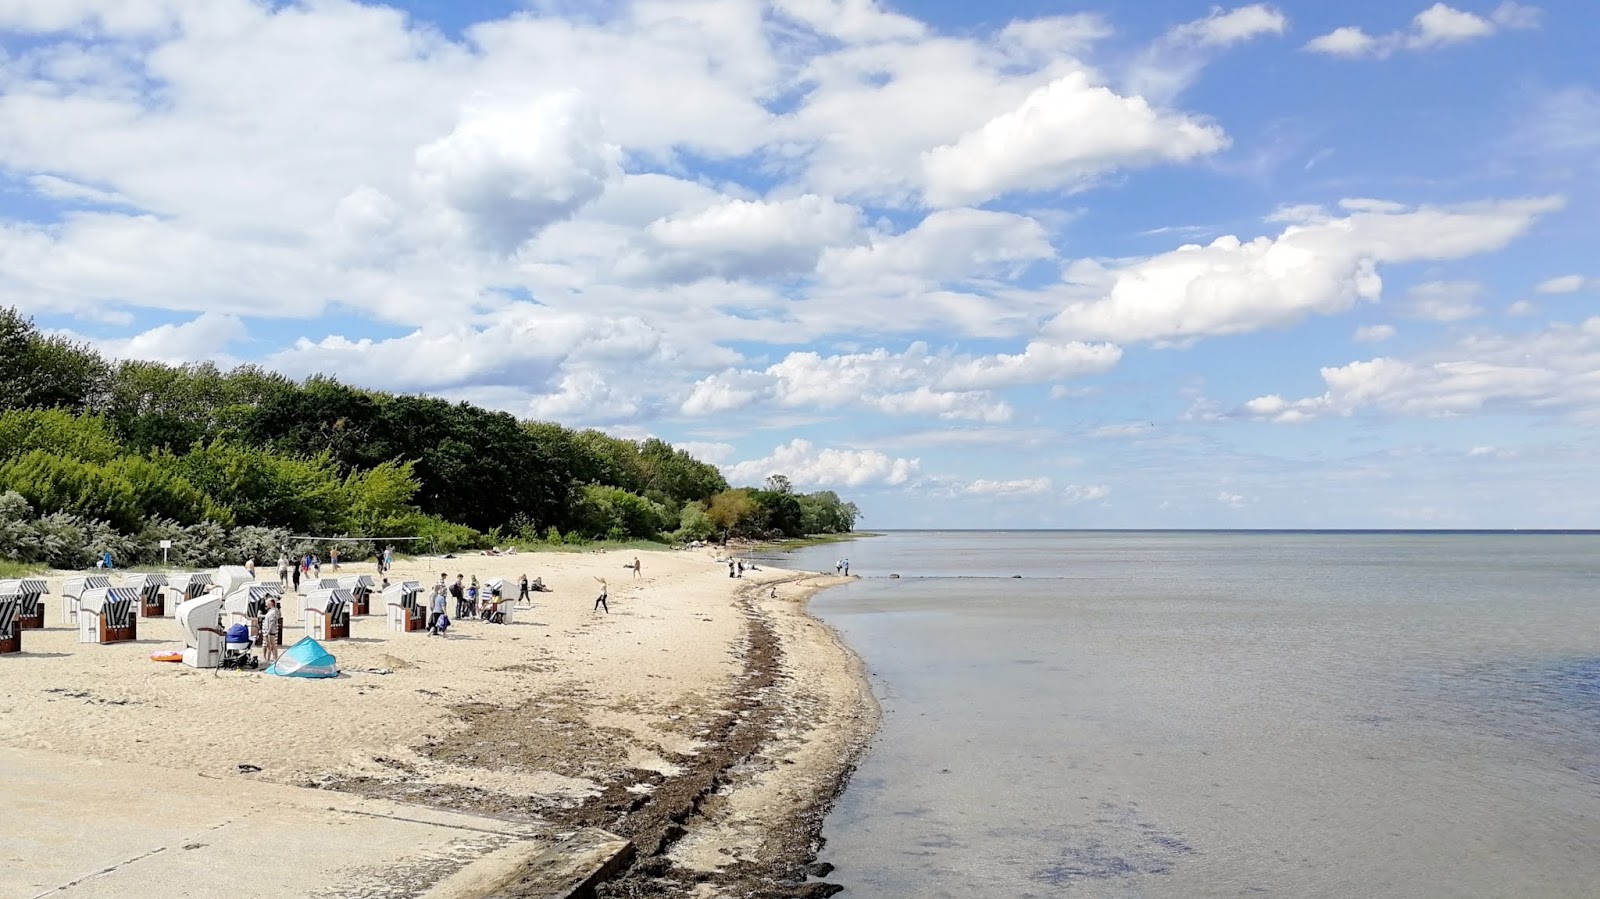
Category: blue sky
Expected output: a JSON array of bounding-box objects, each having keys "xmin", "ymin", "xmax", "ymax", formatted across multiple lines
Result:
[{"xmin": 1, "ymin": 0, "xmax": 1597, "ymax": 528}]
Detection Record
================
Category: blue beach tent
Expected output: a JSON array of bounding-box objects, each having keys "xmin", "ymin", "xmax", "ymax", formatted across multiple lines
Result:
[{"xmin": 266, "ymin": 636, "xmax": 339, "ymax": 678}]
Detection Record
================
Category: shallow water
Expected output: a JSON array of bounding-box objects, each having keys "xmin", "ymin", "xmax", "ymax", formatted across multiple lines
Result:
[{"xmin": 757, "ymin": 532, "xmax": 1600, "ymax": 898}]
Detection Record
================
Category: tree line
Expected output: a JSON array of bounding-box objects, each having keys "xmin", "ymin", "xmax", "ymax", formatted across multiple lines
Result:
[{"xmin": 0, "ymin": 307, "xmax": 859, "ymax": 568}]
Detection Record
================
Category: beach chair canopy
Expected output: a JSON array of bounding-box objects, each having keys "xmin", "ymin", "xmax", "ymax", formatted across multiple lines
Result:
[
  {"xmin": 123, "ymin": 573, "xmax": 168, "ymax": 592},
  {"xmin": 0, "ymin": 578, "xmax": 50, "ymax": 597},
  {"xmin": 169, "ymin": 572, "xmax": 212, "ymax": 591},
  {"xmin": 381, "ymin": 581, "xmax": 422, "ymax": 600},
  {"xmin": 214, "ymin": 565, "xmax": 255, "ymax": 595},
  {"xmin": 267, "ymin": 637, "xmax": 338, "ymax": 678},
  {"xmin": 337, "ymin": 575, "xmax": 374, "ymax": 591},
  {"xmin": 82, "ymin": 587, "xmax": 139, "ymax": 620},
  {"xmin": 305, "ymin": 588, "xmax": 351, "ymax": 612},
  {"xmin": 64, "ymin": 575, "xmax": 112, "ymax": 598},
  {"xmin": 304, "ymin": 578, "xmax": 340, "ymax": 592}
]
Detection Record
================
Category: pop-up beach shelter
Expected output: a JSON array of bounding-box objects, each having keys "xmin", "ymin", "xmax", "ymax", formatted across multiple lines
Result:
[{"xmin": 266, "ymin": 636, "xmax": 339, "ymax": 678}]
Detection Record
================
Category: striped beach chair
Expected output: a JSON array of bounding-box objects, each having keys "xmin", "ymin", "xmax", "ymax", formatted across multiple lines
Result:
[
  {"xmin": 382, "ymin": 581, "xmax": 424, "ymax": 633},
  {"xmin": 0, "ymin": 594, "xmax": 20, "ymax": 654},
  {"xmin": 62, "ymin": 575, "xmax": 113, "ymax": 625},
  {"xmin": 303, "ymin": 588, "xmax": 353, "ymax": 640},
  {"xmin": 0, "ymin": 578, "xmax": 50, "ymax": 629},
  {"xmin": 225, "ymin": 583, "xmax": 284, "ymax": 645},
  {"xmin": 79, "ymin": 587, "xmax": 139, "ymax": 644},
  {"xmin": 338, "ymin": 574, "xmax": 375, "ymax": 615},
  {"xmin": 123, "ymin": 573, "xmax": 170, "ymax": 617}
]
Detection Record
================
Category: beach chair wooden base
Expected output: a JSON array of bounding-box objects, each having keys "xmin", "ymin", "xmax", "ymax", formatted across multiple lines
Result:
[
  {"xmin": 141, "ymin": 597, "xmax": 165, "ymax": 618},
  {"xmin": 19, "ymin": 611, "xmax": 43, "ymax": 630},
  {"xmin": 350, "ymin": 598, "xmax": 369, "ymax": 616},
  {"xmin": 0, "ymin": 625, "xmax": 19, "ymax": 654},
  {"xmin": 96, "ymin": 618, "xmax": 137, "ymax": 644}
]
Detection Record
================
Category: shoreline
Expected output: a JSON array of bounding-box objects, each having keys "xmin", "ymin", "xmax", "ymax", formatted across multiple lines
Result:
[{"xmin": 2, "ymin": 548, "xmax": 879, "ymax": 898}]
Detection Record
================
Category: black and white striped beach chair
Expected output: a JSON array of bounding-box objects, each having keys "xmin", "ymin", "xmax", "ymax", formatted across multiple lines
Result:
[
  {"xmin": 0, "ymin": 595, "xmax": 21, "ymax": 654},
  {"xmin": 79, "ymin": 587, "xmax": 139, "ymax": 644},
  {"xmin": 0, "ymin": 579, "xmax": 49, "ymax": 629}
]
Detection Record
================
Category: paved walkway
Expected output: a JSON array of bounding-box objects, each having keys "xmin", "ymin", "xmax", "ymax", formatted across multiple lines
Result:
[{"xmin": 4, "ymin": 747, "xmax": 552, "ymax": 899}]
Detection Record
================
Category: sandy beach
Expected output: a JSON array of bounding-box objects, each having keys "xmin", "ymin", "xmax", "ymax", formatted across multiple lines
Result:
[{"xmin": 2, "ymin": 547, "xmax": 876, "ymax": 898}]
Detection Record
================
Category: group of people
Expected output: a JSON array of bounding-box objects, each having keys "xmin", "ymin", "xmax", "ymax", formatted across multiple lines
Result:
[
  {"xmin": 835, "ymin": 559, "xmax": 851, "ymax": 576},
  {"xmin": 272, "ymin": 545, "xmax": 398, "ymax": 590},
  {"xmin": 423, "ymin": 571, "xmax": 547, "ymax": 635}
]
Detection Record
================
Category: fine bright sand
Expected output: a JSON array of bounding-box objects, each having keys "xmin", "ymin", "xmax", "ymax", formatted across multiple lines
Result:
[{"xmin": 2, "ymin": 547, "xmax": 874, "ymax": 896}]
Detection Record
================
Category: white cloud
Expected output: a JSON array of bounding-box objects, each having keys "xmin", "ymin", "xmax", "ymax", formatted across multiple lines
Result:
[
  {"xmin": 1537, "ymin": 274, "xmax": 1591, "ymax": 294},
  {"xmin": 60, "ymin": 312, "xmax": 246, "ymax": 366},
  {"xmin": 680, "ymin": 339, "xmax": 1121, "ymax": 421},
  {"xmin": 620, "ymin": 194, "xmax": 863, "ymax": 282},
  {"xmin": 1167, "ymin": 5, "xmax": 1288, "ymax": 47},
  {"xmin": 1241, "ymin": 316, "xmax": 1600, "ymax": 423},
  {"xmin": 1217, "ymin": 491, "xmax": 1247, "ymax": 507},
  {"xmin": 725, "ymin": 439, "xmax": 919, "ymax": 488},
  {"xmin": 817, "ymin": 208, "xmax": 1054, "ymax": 286},
  {"xmin": 953, "ymin": 477, "xmax": 1055, "ymax": 497},
  {"xmin": 1355, "ymin": 324, "xmax": 1398, "ymax": 343},
  {"xmin": 921, "ymin": 70, "xmax": 1228, "ymax": 207},
  {"xmin": 1044, "ymin": 197, "xmax": 1560, "ymax": 344},
  {"xmin": 1399, "ymin": 280, "xmax": 1485, "ymax": 322},
  {"xmin": 1505, "ymin": 300, "xmax": 1538, "ymax": 318},
  {"xmin": 1306, "ymin": 2, "xmax": 1540, "ymax": 58},
  {"xmin": 1063, "ymin": 484, "xmax": 1111, "ymax": 504},
  {"xmin": 770, "ymin": 0, "xmax": 926, "ymax": 43},
  {"xmin": 412, "ymin": 92, "xmax": 622, "ymax": 253}
]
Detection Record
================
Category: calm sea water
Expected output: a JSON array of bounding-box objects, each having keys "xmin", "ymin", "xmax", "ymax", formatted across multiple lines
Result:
[{"xmin": 754, "ymin": 531, "xmax": 1600, "ymax": 899}]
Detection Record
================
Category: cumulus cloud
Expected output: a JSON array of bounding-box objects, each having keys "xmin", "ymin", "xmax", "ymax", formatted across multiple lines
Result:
[
  {"xmin": 413, "ymin": 92, "xmax": 621, "ymax": 253},
  {"xmin": 1355, "ymin": 324, "xmax": 1398, "ymax": 343},
  {"xmin": 1241, "ymin": 316, "xmax": 1600, "ymax": 423},
  {"xmin": 1044, "ymin": 197, "xmax": 1561, "ymax": 344},
  {"xmin": 681, "ymin": 339, "xmax": 1121, "ymax": 421},
  {"xmin": 62, "ymin": 312, "xmax": 246, "ymax": 366},
  {"xmin": 921, "ymin": 70, "xmax": 1228, "ymax": 206},
  {"xmin": 620, "ymin": 194, "xmax": 863, "ymax": 282},
  {"xmin": 1306, "ymin": 2, "xmax": 1540, "ymax": 58},
  {"xmin": 1167, "ymin": 5, "xmax": 1289, "ymax": 47},
  {"xmin": 725, "ymin": 439, "xmax": 919, "ymax": 488}
]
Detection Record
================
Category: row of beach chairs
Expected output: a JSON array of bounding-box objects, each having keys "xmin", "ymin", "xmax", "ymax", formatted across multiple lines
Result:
[{"xmin": 2, "ymin": 568, "xmax": 522, "ymax": 661}]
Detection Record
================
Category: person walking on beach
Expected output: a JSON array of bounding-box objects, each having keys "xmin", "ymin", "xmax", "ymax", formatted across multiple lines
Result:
[
  {"xmin": 290, "ymin": 562, "xmax": 301, "ymax": 592},
  {"xmin": 835, "ymin": 560, "xmax": 842, "ymax": 575},
  {"xmin": 631, "ymin": 557, "xmax": 642, "ymax": 580},
  {"xmin": 277, "ymin": 553, "xmax": 289, "ymax": 586},
  {"xmin": 330, "ymin": 547, "xmax": 340, "ymax": 571},
  {"xmin": 428, "ymin": 586, "xmax": 448, "ymax": 635},
  {"xmin": 518, "ymin": 574, "xmax": 530, "ymax": 603},
  {"xmin": 244, "ymin": 557, "xmax": 256, "ymax": 576},
  {"xmin": 593, "ymin": 578, "xmax": 609, "ymax": 613},
  {"xmin": 312, "ymin": 554, "xmax": 321, "ymax": 578},
  {"xmin": 261, "ymin": 598, "xmax": 282, "ymax": 667},
  {"xmin": 728, "ymin": 560, "xmax": 736, "ymax": 578},
  {"xmin": 843, "ymin": 559, "xmax": 850, "ymax": 576},
  {"xmin": 450, "ymin": 575, "xmax": 466, "ymax": 618}
]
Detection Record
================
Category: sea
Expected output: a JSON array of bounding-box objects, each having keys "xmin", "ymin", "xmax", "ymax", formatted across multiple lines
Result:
[{"xmin": 751, "ymin": 530, "xmax": 1600, "ymax": 899}]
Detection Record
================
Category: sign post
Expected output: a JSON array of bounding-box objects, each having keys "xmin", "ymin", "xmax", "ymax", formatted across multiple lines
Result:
[{"xmin": 159, "ymin": 539, "xmax": 172, "ymax": 566}]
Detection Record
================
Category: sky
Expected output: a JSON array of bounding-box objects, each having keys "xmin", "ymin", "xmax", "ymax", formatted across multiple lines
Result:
[{"xmin": 1, "ymin": 0, "xmax": 1598, "ymax": 529}]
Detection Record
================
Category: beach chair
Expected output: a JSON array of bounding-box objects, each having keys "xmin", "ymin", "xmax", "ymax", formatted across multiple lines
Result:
[
  {"xmin": 166, "ymin": 572, "xmax": 213, "ymax": 609},
  {"xmin": 123, "ymin": 573, "xmax": 170, "ymax": 618},
  {"xmin": 337, "ymin": 574, "xmax": 375, "ymax": 615},
  {"xmin": 78, "ymin": 587, "xmax": 139, "ymax": 644},
  {"xmin": 62, "ymin": 575, "xmax": 113, "ymax": 625},
  {"xmin": 224, "ymin": 584, "xmax": 284, "ymax": 645},
  {"xmin": 0, "ymin": 594, "xmax": 20, "ymax": 654},
  {"xmin": 381, "ymin": 581, "xmax": 424, "ymax": 633},
  {"xmin": 214, "ymin": 565, "xmax": 255, "ymax": 597},
  {"xmin": 176, "ymin": 594, "xmax": 226, "ymax": 669},
  {"xmin": 0, "ymin": 578, "xmax": 49, "ymax": 629},
  {"xmin": 303, "ymin": 588, "xmax": 352, "ymax": 640}
]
